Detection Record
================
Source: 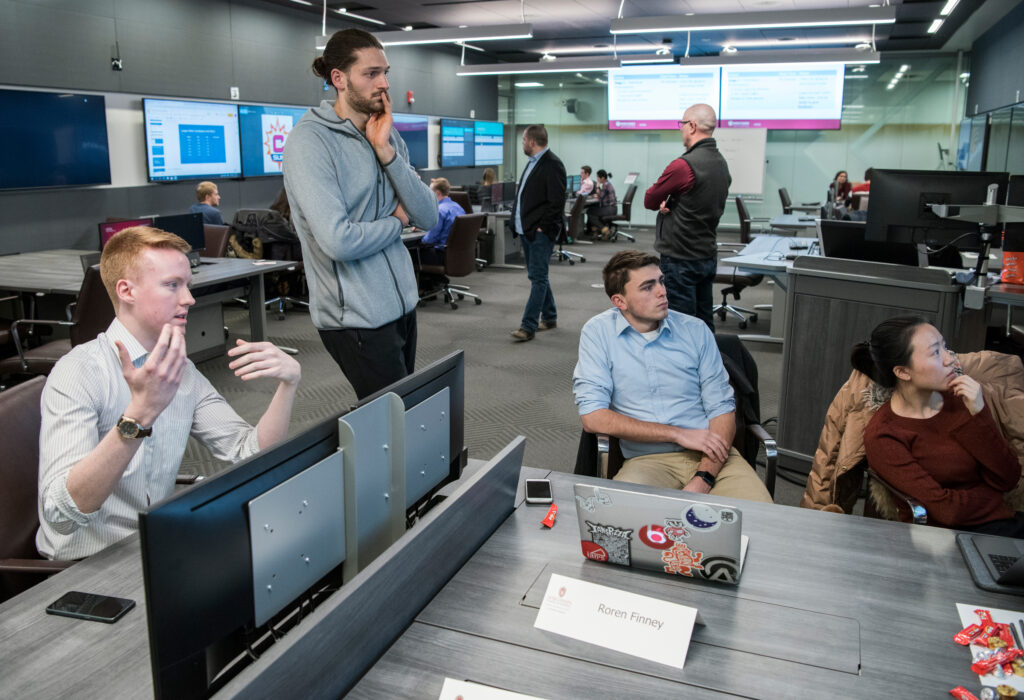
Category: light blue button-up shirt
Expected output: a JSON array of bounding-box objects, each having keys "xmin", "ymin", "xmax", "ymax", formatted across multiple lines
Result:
[
  {"xmin": 514, "ymin": 146, "xmax": 549, "ymax": 235},
  {"xmin": 572, "ymin": 308, "xmax": 735, "ymax": 459}
]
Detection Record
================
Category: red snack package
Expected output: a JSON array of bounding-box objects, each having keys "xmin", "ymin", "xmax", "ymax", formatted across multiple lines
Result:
[
  {"xmin": 956, "ymin": 623, "xmax": 984, "ymax": 645},
  {"xmin": 999, "ymin": 623, "xmax": 1016, "ymax": 648},
  {"xmin": 971, "ymin": 648, "xmax": 1024, "ymax": 675},
  {"xmin": 541, "ymin": 503, "xmax": 557, "ymax": 528},
  {"xmin": 976, "ymin": 609, "xmax": 995, "ymax": 625},
  {"xmin": 974, "ymin": 625, "xmax": 1000, "ymax": 646},
  {"xmin": 950, "ymin": 687, "xmax": 980, "ymax": 700}
]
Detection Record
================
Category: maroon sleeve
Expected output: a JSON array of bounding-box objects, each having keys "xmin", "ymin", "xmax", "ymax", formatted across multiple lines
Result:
[
  {"xmin": 644, "ymin": 158, "xmax": 695, "ymax": 210},
  {"xmin": 951, "ymin": 404, "xmax": 1022, "ymax": 492}
]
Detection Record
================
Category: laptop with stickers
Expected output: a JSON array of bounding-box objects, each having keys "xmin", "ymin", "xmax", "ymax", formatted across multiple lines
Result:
[{"xmin": 573, "ymin": 483, "xmax": 749, "ymax": 585}]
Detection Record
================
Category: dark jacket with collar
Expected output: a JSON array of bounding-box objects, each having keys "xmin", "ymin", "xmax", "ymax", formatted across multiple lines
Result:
[
  {"xmin": 655, "ymin": 137, "xmax": 731, "ymax": 261},
  {"xmin": 511, "ymin": 149, "xmax": 567, "ymax": 242}
]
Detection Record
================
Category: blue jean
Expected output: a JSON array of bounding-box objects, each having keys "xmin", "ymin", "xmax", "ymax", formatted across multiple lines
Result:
[
  {"xmin": 660, "ymin": 255, "xmax": 717, "ymax": 331},
  {"xmin": 520, "ymin": 233, "xmax": 557, "ymax": 332}
]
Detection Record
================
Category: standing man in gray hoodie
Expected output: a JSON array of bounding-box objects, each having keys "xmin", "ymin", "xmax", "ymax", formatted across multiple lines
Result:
[{"xmin": 283, "ymin": 28, "xmax": 438, "ymax": 399}]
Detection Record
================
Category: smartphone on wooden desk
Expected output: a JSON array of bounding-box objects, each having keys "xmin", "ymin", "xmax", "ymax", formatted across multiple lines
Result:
[{"xmin": 45, "ymin": 591, "xmax": 135, "ymax": 624}]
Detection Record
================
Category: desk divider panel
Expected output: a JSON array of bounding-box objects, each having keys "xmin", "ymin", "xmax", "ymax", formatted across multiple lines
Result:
[
  {"xmin": 405, "ymin": 387, "xmax": 451, "ymax": 508},
  {"xmin": 338, "ymin": 393, "xmax": 406, "ymax": 579}
]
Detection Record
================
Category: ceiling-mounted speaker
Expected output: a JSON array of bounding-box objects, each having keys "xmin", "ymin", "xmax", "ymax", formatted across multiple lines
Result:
[{"xmin": 566, "ymin": 98, "xmax": 578, "ymax": 114}]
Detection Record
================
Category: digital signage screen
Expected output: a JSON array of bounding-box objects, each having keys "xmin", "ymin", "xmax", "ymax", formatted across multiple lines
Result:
[
  {"xmin": 393, "ymin": 113, "xmax": 429, "ymax": 170},
  {"xmin": 238, "ymin": 104, "xmax": 309, "ymax": 177},
  {"xmin": 718, "ymin": 62, "xmax": 845, "ymax": 130},
  {"xmin": 143, "ymin": 98, "xmax": 242, "ymax": 182},
  {"xmin": 440, "ymin": 118, "xmax": 475, "ymax": 168},
  {"xmin": 607, "ymin": 65, "xmax": 721, "ymax": 130},
  {"xmin": 474, "ymin": 121, "xmax": 503, "ymax": 166}
]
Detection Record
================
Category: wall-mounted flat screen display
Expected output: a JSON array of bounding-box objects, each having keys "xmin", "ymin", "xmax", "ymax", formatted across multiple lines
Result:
[
  {"xmin": 441, "ymin": 118, "xmax": 475, "ymax": 168},
  {"xmin": 99, "ymin": 218, "xmax": 154, "ymax": 248},
  {"xmin": 474, "ymin": 121, "xmax": 503, "ymax": 166},
  {"xmin": 0, "ymin": 88, "xmax": 111, "ymax": 190},
  {"xmin": 607, "ymin": 65, "xmax": 721, "ymax": 130},
  {"xmin": 238, "ymin": 104, "xmax": 308, "ymax": 177},
  {"xmin": 143, "ymin": 98, "xmax": 242, "ymax": 182},
  {"xmin": 393, "ymin": 113, "xmax": 429, "ymax": 169},
  {"xmin": 719, "ymin": 62, "xmax": 845, "ymax": 129}
]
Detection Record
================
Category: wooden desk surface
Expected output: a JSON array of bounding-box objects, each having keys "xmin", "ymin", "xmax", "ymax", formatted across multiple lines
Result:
[
  {"xmin": 353, "ymin": 471, "xmax": 1023, "ymax": 698},
  {"xmin": 988, "ymin": 282, "xmax": 1024, "ymax": 307}
]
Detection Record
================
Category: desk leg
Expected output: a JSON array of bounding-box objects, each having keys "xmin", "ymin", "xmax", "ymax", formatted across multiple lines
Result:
[
  {"xmin": 485, "ymin": 215, "xmax": 525, "ymax": 270},
  {"xmin": 737, "ymin": 277, "xmax": 786, "ymax": 347},
  {"xmin": 247, "ymin": 275, "xmax": 268, "ymax": 341}
]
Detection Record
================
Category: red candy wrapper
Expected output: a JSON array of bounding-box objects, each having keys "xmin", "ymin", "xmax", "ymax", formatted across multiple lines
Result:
[
  {"xmin": 999, "ymin": 623, "xmax": 1016, "ymax": 648},
  {"xmin": 970, "ymin": 648, "xmax": 1024, "ymax": 675},
  {"xmin": 977, "ymin": 609, "xmax": 995, "ymax": 625},
  {"xmin": 541, "ymin": 503, "xmax": 557, "ymax": 528},
  {"xmin": 950, "ymin": 687, "xmax": 980, "ymax": 700},
  {"xmin": 957, "ymin": 623, "xmax": 985, "ymax": 645},
  {"xmin": 973, "ymin": 625, "xmax": 1000, "ymax": 646}
]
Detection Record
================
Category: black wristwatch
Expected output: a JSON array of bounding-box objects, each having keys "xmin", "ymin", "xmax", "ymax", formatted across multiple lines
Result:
[
  {"xmin": 694, "ymin": 470, "xmax": 717, "ymax": 488},
  {"xmin": 117, "ymin": 415, "xmax": 152, "ymax": 440}
]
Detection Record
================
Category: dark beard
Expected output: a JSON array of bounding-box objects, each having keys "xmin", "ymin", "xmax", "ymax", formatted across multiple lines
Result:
[{"xmin": 346, "ymin": 89, "xmax": 385, "ymax": 115}]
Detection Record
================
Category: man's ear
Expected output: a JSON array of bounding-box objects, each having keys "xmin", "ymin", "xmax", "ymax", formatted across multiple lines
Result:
[
  {"xmin": 610, "ymin": 293, "xmax": 627, "ymax": 312},
  {"xmin": 331, "ymin": 68, "xmax": 347, "ymax": 92}
]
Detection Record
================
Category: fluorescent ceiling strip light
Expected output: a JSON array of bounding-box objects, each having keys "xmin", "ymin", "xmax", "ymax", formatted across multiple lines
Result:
[
  {"xmin": 457, "ymin": 56, "xmax": 621, "ymax": 76},
  {"xmin": 940, "ymin": 0, "xmax": 960, "ymax": 16},
  {"xmin": 722, "ymin": 36, "xmax": 871, "ymax": 48},
  {"xmin": 678, "ymin": 48, "xmax": 881, "ymax": 66},
  {"xmin": 619, "ymin": 54, "xmax": 675, "ymax": 64},
  {"xmin": 335, "ymin": 8, "xmax": 386, "ymax": 26},
  {"xmin": 928, "ymin": 19, "xmax": 944, "ymax": 34},
  {"xmin": 289, "ymin": 0, "xmax": 313, "ymax": 5},
  {"xmin": 611, "ymin": 7, "xmax": 896, "ymax": 34},
  {"xmin": 514, "ymin": 82, "xmax": 544, "ymax": 87},
  {"xmin": 376, "ymin": 23, "xmax": 532, "ymax": 46},
  {"xmin": 542, "ymin": 43, "xmax": 661, "ymax": 54}
]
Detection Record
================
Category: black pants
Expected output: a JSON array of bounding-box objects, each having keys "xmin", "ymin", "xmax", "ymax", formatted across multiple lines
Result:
[
  {"xmin": 319, "ymin": 311, "xmax": 417, "ymax": 400},
  {"xmin": 968, "ymin": 512, "xmax": 1024, "ymax": 538}
]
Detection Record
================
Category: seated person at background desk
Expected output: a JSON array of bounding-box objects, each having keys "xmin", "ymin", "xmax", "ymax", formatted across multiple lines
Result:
[
  {"xmin": 416, "ymin": 177, "xmax": 466, "ymax": 268},
  {"xmin": 578, "ymin": 165, "xmax": 595, "ymax": 196},
  {"xmin": 572, "ymin": 251, "xmax": 773, "ymax": 503},
  {"xmin": 830, "ymin": 170, "xmax": 852, "ymax": 206},
  {"xmin": 851, "ymin": 168, "xmax": 873, "ymax": 195},
  {"xmin": 189, "ymin": 180, "xmax": 224, "ymax": 225},
  {"xmin": 585, "ymin": 169, "xmax": 617, "ymax": 239},
  {"xmin": 36, "ymin": 227, "xmax": 301, "ymax": 561},
  {"xmin": 477, "ymin": 168, "xmax": 496, "ymax": 211},
  {"xmin": 855, "ymin": 316, "xmax": 1024, "ymax": 535}
]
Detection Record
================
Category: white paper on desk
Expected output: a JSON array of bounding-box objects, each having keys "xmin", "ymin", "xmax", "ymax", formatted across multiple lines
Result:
[
  {"xmin": 533, "ymin": 573, "xmax": 699, "ymax": 669},
  {"xmin": 438, "ymin": 678, "xmax": 549, "ymax": 700},
  {"xmin": 956, "ymin": 603, "xmax": 1024, "ymax": 691}
]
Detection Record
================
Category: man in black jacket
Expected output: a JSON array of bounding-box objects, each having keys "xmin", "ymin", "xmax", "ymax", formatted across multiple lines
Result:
[{"xmin": 509, "ymin": 124, "xmax": 567, "ymax": 342}]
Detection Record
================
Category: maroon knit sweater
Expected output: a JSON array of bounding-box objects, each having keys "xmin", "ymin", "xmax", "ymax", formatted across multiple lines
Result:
[{"xmin": 864, "ymin": 390, "xmax": 1021, "ymax": 528}]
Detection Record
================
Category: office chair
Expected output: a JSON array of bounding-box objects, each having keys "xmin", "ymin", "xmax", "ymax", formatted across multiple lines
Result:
[
  {"xmin": 864, "ymin": 466, "xmax": 928, "ymax": 524},
  {"xmin": 555, "ymin": 196, "xmax": 586, "ymax": 265},
  {"xmin": 0, "ymin": 265, "xmax": 114, "ymax": 378},
  {"xmin": 449, "ymin": 190, "xmax": 472, "ymax": 214},
  {"xmin": 605, "ymin": 184, "xmax": 637, "ymax": 242},
  {"xmin": 713, "ymin": 266, "xmax": 763, "ymax": 330},
  {"xmin": 203, "ymin": 224, "xmax": 231, "ymax": 258},
  {"xmin": 574, "ymin": 334, "xmax": 777, "ymax": 498},
  {"xmin": 779, "ymin": 187, "xmax": 820, "ymax": 215},
  {"xmin": 231, "ymin": 210, "xmax": 308, "ymax": 321},
  {"xmin": 418, "ymin": 213, "xmax": 484, "ymax": 310},
  {"xmin": 734, "ymin": 195, "xmax": 772, "ymax": 245}
]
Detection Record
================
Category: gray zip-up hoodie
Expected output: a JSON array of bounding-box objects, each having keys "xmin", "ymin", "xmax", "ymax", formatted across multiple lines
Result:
[{"xmin": 283, "ymin": 101, "xmax": 438, "ymax": 330}]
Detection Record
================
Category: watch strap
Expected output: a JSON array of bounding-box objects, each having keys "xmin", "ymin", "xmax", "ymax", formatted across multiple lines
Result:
[{"xmin": 694, "ymin": 470, "xmax": 716, "ymax": 488}]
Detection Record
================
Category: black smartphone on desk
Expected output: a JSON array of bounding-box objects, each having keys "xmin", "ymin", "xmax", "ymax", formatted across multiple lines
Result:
[{"xmin": 45, "ymin": 591, "xmax": 135, "ymax": 624}]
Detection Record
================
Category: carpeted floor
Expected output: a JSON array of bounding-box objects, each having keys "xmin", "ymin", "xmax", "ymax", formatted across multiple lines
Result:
[{"xmin": 184, "ymin": 226, "xmax": 811, "ymax": 507}]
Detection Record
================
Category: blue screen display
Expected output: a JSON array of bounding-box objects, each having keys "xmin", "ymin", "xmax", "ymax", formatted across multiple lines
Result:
[
  {"xmin": 441, "ymin": 118, "xmax": 475, "ymax": 168},
  {"xmin": 0, "ymin": 88, "xmax": 111, "ymax": 190},
  {"xmin": 143, "ymin": 98, "xmax": 241, "ymax": 182},
  {"xmin": 474, "ymin": 121, "xmax": 503, "ymax": 166},
  {"xmin": 393, "ymin": 113, "xmax": 429, "ymax": 170},
  {"xmin": 238, "ymin": 104, "xmax": 309, "ymax": 177}
]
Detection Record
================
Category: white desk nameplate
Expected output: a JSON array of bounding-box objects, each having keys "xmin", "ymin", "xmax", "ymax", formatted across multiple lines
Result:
[
  {"xmin": 438, "ymin": 678, "xmax": 548, "ymax": 700},
  {"xmin": 533, "ymin": 573, "xmax": 701, "ymax": 670}
]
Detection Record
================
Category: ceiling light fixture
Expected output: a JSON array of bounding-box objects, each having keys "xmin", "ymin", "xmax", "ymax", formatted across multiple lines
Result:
[
  {"xmin": 721, "ymin": 46, "xmax": 738, "ymax": 55},
  {"xmin": 541, "ymin": 43, "xmax": 659, "ymax": 55},
  {"xmin": 677, "ymin": 47, "xmax": 881, "ymax": 66},
  {"xmin": 456, "ymin": 55, "xmax": 621, "ymax": 76},
  {"xmin": 514, "ymin": 82, "xmax": 544, "ymax": 87},
  {"xmin": 334, "ymin": 8, "xmax": 386, "ymax": 26},
  {"xmin": 940, "ymin": 0, "xmax": 960, "ymax": 16},
  {"xmin": 289, "ymin": 0, "xmax": 312, "ymax": 5},
  {"xmin": 375, "ymin": 23, "xmax": 533, "ymax": 46},
  {"xmin": 619, "ymin": 53, "xmax": 676, "ymax": 64},
  {"xmin": 540, "ymin": 53, "xmax": 557, "ymax": 62},
  {"xmin": 927, "ymin": 18, "xmax": 944, "ymax": 34},
  {"xmin": 724, "ymin": 36, "xmax": 872, "ymax": 49},
  {"xmin": 611, "ymin": 7, "xmax": 896, "ymax": 34}
]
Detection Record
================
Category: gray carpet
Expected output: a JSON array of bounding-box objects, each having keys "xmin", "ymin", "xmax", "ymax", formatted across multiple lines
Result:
[{"xmin": 184, "ymin": 227, "xmax": 810, "ymax": 508}]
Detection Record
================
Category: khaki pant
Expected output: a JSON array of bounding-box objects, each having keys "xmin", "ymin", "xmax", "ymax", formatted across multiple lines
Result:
[{"xmin": 614, "ymin": 447, "xmax": 773, "ymax": 503}]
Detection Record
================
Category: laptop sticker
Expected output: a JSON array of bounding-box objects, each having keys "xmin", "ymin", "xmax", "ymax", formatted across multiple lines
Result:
[
  {"xmin": 576, "ymin": 488, "xmax": 612, "ymax": 513},
  {"xmin": 585, "ymin": 521, "xmax": 632, "ymax": 566},
  {"xmin": 639, "ymin": 524, "xmax": 673, "ymax": 550},
  {"xmin": 662, "ymin": 542, "xmax": 705, "ymax": 577},
  {"xmin": 699, "ymin": 556, "xmax": 740, "ymax": 583}
]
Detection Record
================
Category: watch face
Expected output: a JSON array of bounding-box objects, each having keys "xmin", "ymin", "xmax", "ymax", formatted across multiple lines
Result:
[{"xmin": 118, "ymin": 419, "xmax": 139, "ymax": 439}]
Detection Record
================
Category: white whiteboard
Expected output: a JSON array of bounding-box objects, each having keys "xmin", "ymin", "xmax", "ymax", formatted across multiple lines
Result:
[{"xmin": 715, "ymin": 127, "xmax": 767, "ymax": 195}]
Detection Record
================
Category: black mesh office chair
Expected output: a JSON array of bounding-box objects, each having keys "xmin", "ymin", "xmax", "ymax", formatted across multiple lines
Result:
[
  {"xmin": 779, "ymin": 187, "xmax": 820, "ymax": 215},
  {"xmin": 418, "ymin": 213, "xmax": 485, "ymax": 310},
  {"xmin": 605, "ymin": 184, "xmax": 637, "ymax": 242},
  {"xmin": 555, "ymin": 196, "xmax": 586, "ymax": 265}
]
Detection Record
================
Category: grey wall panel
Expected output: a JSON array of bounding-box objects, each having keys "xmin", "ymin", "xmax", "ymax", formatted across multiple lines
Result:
[{"xmin": 966, "ymin": 1, "xmax": 1024, "ymax": 115}]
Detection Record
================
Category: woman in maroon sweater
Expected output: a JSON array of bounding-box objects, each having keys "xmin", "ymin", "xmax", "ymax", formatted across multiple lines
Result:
[{"xmin": 853, "ymin": 316, "xmax": 1023, "ymax": 536}]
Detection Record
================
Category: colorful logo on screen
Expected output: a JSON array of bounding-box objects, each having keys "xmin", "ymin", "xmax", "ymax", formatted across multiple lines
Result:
[{"xmin": 262, "ymin": 115, "xmax": 294, "ymax": 172}]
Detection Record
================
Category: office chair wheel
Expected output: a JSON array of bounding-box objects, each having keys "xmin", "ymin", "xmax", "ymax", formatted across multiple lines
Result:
[
  {"xmin": 474, "ymin": 298, "xmax": 482, "ymax": 305},
  {"xmin": 569, "ymin": 260, "xmax": 575, "ymax": 265},
  {"xmin": 450, "ymin": 302, "xmax": 458, "ymax": 310},
  {"xmin": 750, "ymin": 314, "xmax": 758, "ymax": 323},
  {"xmin": 738, "ymin": 321, "xmax": 748, "ymax": 330},
  {"xmin": 456, "ymin": 293, "xmax": 465, "ymax": 300},
  {"xmin": 277, "ymin": 313, "xmax": 285, "ymax": 321},
  {"xmin": 717, "ymin": 310, "xmax": 727, "ymax": 322}
]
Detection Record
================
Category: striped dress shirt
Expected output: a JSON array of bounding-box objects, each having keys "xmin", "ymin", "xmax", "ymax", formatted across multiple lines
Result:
[{"xmin": 36, "ymin": 318, "xmax": 260, "ymax": 560}]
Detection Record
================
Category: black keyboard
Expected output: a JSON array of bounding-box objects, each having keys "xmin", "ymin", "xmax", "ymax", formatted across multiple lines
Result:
[{"xmin": 989, "ymin": 553, "xmax": 1019, "ymax": 575}]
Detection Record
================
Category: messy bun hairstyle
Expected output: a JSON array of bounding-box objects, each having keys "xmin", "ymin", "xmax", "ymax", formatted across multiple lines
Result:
[
  {"xmin": 849, "ymin": 315, "xmax": 928, "ymax": 388},
  {"xmin": 312, "ymin": 28, "xmax": 383, "ymax": 83}
]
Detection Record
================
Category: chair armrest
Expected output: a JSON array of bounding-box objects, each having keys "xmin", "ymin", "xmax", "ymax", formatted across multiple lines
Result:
[
  {"xmin": 0, "ymin": 293, "xmax": 18, "ymax": 304},
  {"xmin": 0, "ymin": 558, "xmax": 76, "ymax": 574},
  {"xmin": 11, "ymin": 318, "xmax": 75, "ymax": 371},
  {"xmin": 175, "ymin": 474, "xmax": 205, "ymax": 485},
  {"xmin": 746, "ymin": 423, "xmax": 777, "ymax": 498},
  {"xmin": 866, "ymin": 466, "xmax": 927, "ymax": 524}
]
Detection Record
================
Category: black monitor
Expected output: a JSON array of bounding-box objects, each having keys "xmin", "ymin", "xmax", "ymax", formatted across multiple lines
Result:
[
  {"xmin": 501, "ymin": 180, "xmax": 517, "ymax": 205},
  {"xmin": 355, "ymin": 350, "xmax": 467, "ymax": 493},
  {"xmin": 818, "ymin": 219, "xmax": 920, "ymax": 266},
  {"xmin": 865, "ymin": 169, "xmax": 1009, "ymax": 253},
  {"xmin": 154, "ymin": 213, "xmax": 206, "ymax": 253}
]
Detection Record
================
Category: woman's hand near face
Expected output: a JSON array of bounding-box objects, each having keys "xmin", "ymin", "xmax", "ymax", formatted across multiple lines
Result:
[{"xmin": 950, "ymin": 374, "xmax": 985, "ymax": 415}]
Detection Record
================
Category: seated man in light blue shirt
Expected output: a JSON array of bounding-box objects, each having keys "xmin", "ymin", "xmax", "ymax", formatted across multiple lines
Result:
[
  {"xmin": 417, "ymin": 177, "xmax": 466, "ymax": 268},
  {"xmin": 572, "ymin": 250, "xmax": 772, "ymax": 502}
]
